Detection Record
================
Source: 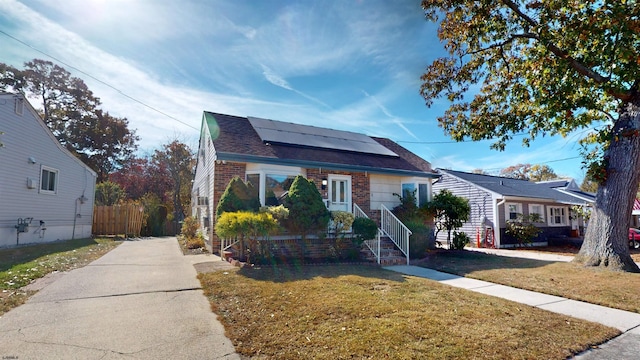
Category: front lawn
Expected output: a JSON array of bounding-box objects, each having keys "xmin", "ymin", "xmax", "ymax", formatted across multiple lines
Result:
[
  {"xmin": 0, "ymin": 238, "xmax": 121, "ymax": 315},
  {"xmin": 415, "ymin": 250, "xmax": 640, "ymax": 313},
  {"xmin": 199, "ymin": 265, "xmax": 618, "ymax": 359}
]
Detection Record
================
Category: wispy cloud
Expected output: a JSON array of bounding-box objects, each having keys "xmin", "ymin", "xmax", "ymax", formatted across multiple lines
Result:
[{"xmin": 362, "ymin": 90, "xmax": 418, "ymax": 140}]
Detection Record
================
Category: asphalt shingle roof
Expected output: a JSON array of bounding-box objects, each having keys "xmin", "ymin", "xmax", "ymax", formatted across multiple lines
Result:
[
  {"xmin": 204, "ymin": 111, "xmax": 437, "ymax": 177},
  {"xmin": 440, "ymin": 169, "xmax": 594, "ymax": 205}
]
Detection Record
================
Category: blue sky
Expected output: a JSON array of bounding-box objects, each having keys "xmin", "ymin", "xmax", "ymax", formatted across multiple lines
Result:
[{"xmin": 0, "ymin": 0, "xmax": 588, "ymax": 181}]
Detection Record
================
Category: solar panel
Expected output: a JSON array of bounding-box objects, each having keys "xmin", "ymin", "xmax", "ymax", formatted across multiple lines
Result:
[{"xmin": 248, "ymin": 116, "xmax": 398, "ymax": 157}]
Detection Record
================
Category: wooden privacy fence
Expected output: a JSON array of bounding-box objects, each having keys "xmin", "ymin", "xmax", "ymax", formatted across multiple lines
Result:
[{"xmin": 93, "ymin": 204, "xmax": 144, "ymax": 237}]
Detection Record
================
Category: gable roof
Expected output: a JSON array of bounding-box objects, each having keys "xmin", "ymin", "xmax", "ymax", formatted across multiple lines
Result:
[
  {"xmin": 202, "ymin": 111, "xmax": 438, "ymax": 178},
  {"xmin": 0, "ymin": 92, "xmax": 97, "ymax": 177},
  {"xmin": 439, "ymin": 169, "xmax": 594, "ymax": 205}
]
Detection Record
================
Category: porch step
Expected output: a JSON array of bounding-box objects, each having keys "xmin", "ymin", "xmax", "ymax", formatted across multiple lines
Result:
[{"xmin": 361, "ymin": 235, "xmax": 407, "ymax": 265}]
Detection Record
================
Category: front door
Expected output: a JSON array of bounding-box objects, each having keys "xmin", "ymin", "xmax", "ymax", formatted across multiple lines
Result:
[{"xmin": 328, "ymin": 175, "xmax": 351, "ymax": 212}]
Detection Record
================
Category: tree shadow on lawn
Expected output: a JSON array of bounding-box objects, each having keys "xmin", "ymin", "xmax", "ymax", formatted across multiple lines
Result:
[
  {"xmin": 236, "ymin": 263, "xmax": 408, "ymax": 283},
  {"xmin": 0, "ymin": 238, "xmax": 100, "ymax": 272},
  {"xmin": 414, "ymin": 249, "xmax": 558, "ymax": 276}
]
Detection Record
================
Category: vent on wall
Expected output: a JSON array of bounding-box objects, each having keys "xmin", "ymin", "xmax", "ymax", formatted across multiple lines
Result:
[{"xmin": 14, "ymin": 98, "xmax": 24, "ymax": 115}]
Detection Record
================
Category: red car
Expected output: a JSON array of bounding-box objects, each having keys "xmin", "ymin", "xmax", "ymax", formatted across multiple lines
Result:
[{"xmin": 629, "ymin": 228, "xmax": 640, "ymax": 249}]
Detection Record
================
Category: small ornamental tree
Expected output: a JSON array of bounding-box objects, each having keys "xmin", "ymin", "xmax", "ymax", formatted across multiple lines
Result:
[
  {"xmin": 426, "ymin": 190, "xmax": 471, "ymax": 250},
  {"xmin": 282, "ymin": 175, "xmax": 330, "ymax": 239},
  {"xmin": 95, "ymin": 181, "xmax": 125, "ymax": 206},
  {"xmin": 215, "ymin": 177, "xmax": 260, "ymax": 217}
]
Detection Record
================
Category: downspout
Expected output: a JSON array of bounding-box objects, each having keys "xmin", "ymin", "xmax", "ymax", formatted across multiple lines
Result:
[{"xmin": 494, "ymin": 198, "xmax": 506, "ymax": 248}]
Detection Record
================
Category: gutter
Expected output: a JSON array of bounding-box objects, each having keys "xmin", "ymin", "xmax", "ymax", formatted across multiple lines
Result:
[{"xmin": 216, "ymin": 152, "xmax": 440, "ymax": 179}]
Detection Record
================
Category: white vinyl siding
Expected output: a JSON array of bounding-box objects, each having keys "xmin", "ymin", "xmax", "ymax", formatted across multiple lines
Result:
[
  {"xmin": 40, "ymin": 166, "xmax": 58, "ymax": 194},
  {"xmin": 432, "ymin": 172, "xmax": 496, "ymax": 246},
  {"xmin": 0, "ymin": 94, "xmax": 96, "ymax": 247}
]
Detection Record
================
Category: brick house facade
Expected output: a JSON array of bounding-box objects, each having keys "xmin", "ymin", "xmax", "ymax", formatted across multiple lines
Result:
[{"xmin": 192, "ymin": 112, "xmax": 439, "ymax": 255}]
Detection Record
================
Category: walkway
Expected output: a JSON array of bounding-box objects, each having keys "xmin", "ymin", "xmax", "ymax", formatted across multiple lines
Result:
[
  {"xmin": 0, "ymin": 237, "xmax": 239, "ymax": 359},
  {"xmin": 385, "ymin": 250, "xmax": 640, "ymax": 359}
]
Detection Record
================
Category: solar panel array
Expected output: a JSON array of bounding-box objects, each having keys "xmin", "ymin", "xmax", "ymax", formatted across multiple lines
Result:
[{"xmin": 248, "ymin": 116, "xmax": 398, "ymax": 157}]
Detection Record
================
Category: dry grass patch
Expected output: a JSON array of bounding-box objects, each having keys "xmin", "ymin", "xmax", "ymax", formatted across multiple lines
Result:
[
  {"xmin": 199, "ymin": 265, "xmax": 618, "ymax": 359},
  {"xmin": 0, "ymin": 238, "xmax": 121, "ymax": 315},
  {"xmin": 417, "ymin": 250, "xmax": 640, "ymax": 313},
  {"xmin": 513, "ymin": 244, "xmax": 640, "ymax": 262}
]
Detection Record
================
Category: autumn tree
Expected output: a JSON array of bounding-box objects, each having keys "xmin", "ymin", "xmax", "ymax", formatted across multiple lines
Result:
[
  {"xmin": 110, "ymin": 156, "xmax": 172, "ymax": 201},
  {"xmin": 152, "ymin": 140, "xmax": 195, "ymax": 226},
  {"xmin": 420, "ymin": 0, "xmax": 640, "ymax": 271},
  {"xmin": 500, "ymin": 163, "xmax": 532, "ymax": 180},
  {"xmin": 0, "ymin": 59, "xmax": 139, "ymax": 181},
  {"xmin": 529, "ymin": 164, "xmax": 558, "ymax": 182}
]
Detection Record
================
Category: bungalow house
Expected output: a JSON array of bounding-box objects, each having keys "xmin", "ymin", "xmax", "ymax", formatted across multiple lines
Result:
[
  {"xmin": 432, "ymin": 169, "xmax": 594, "ymax": 248},
  {"xmin": 191, "ymin": 112, "xmax": 439, "ymax": 261},
  {"xmin": 0, "ymin": 92, "xmax": 97, "ymax": 247}
]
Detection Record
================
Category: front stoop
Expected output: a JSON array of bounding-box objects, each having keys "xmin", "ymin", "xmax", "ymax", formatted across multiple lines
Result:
[{"xmin": 362, "ymin": 236, "xmax": 408, "ymax": 265}]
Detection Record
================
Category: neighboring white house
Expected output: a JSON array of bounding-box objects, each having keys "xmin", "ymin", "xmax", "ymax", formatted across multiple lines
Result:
[
  {"xmin": 0, "ymin": 92, "xmax": 97, "ymax": 247},
  {"xmin": 432, "ymin": 169, "xmax": 594, "ymax": 248}
]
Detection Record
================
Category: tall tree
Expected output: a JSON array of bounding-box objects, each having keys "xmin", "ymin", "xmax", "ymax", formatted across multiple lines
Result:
[
  {"xmin": 529, "ymin": 164, "xmax": 558, "ymax": 182},
  {"xmin": 0, "ymin": 59, "xmax": 139, "ymax": 181},
  {"xmin": 110, "ymin": 156, "xmax": 172, "ymax": 201},
  {"xmin": 152, "ymin": 140, "xmax": 195, "ymax": 224},
  {"xmin": 500, "ymin": 163, "xmax": 532, "ymax": 180},
  {"xmin": 420, "ymin": 0, "xmax": 640, "ymax": 271}
]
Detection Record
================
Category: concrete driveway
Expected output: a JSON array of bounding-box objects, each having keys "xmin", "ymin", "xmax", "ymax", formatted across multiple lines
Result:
[{"xmin": 0, "ymin": 237, "xmax": 239, "ymax": 359}]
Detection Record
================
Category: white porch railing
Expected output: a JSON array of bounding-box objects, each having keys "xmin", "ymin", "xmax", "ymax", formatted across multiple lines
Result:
[
  {"xmin": 381, "ymin": 204, "xmax": 411, "ymax": 265},
  {"xmin": 220, "ymin": 237, "xmax": 239, "ymax": 260},
  {"xmin": 353, "ymin": 203, "xmax": 380, "ymax": 264}
]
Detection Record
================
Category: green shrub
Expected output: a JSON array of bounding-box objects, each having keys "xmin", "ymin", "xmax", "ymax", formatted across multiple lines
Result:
[
  {"xmin": 331, "ymin": 211, "xmax": 355, "ymax": 235},
  {"xmin": 404, "ymin": 219, "xmax": 434, "ymax": 259},
  {"xmin": 282, "ymin": 175, "xmax": 330, "ymax": 239},
  {"xmin": 451, "ymin": 231, "xmax": 470, "ymax": 250},
  {"xmin": 505, "ymin": 214, "xmax": 543, "ymax": 247},
  {"xmin": 260, "ymin": 205, "xmax": 290, "ymax": 221},
  {"xmin": 216, "ymin": 177, "xmax": 260, "ymax": 217},
  {"xmin": 352, "ymin": 217, "xmax": 378, "ymax": 245},
  {"xmin": 215, "ymin": 211, "xmax": 280, "ymax": 263}
]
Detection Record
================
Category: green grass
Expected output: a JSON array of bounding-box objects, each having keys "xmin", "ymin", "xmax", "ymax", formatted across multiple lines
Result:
[
  {"xmin": 415, "ymin": 249, "xmax": 640, "ymax": 313},
  {"xmin": 0, "ymin": 238, "xmax": 121, "ymax": 315},
  {"xmin": 199, "ymin": 265, "xmax": 619, "ymax": 359}
]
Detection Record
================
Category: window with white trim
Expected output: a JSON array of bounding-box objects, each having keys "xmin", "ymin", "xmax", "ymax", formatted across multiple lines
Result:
[
  {"xmin": 528, "ymin": 204, "xmax": 545, "ymax": 222},
  {"xmin": 505, "ymin": 203, "xmax": 522, "ymax": 221},
  {"xmin": 548, "ymin": 206, "xmax": 567, "ymax": 226},
  {"xmin": 40, "ymin": 166, "xmax": 58, "ymax": 194},
  {"xmin": 246, "ymin": 171, "xmax": 299, "ymax": 206},
  {"xmin": 401, "ymin": 182, "xmax": 431, "ymax": 207}
]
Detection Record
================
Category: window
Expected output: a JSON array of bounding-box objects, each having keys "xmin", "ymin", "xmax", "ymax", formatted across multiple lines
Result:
[
  {"xmin": 548, "ymin": 207, "xmax": 567, "ymax": 226},
  {"xmin": 265, "ymin": 174, "xmax": 296, "ymax": 205},
  {"xmin": 246, "ymin": 172, "xmax": 297, "ymax": 206},
  {"xmin": 40, "ymin": 167, "xmax": 58, "ymax": 194},
  {"xmin": 506, "ymin": 203, "xmax": 522, "ymax": 221},
  {"xmin": 401, "ymin": 182, "xmax": 431, "ymax": 207},
  {"xmin": 528, "ymin": 204, "xmax": 545, "ymax": 222},
  {"xmin": 197, "ymin": 196, "xmax": 208, "ymax": 206}
]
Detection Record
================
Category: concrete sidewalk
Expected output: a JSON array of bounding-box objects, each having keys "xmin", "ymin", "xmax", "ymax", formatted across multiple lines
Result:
[
  {"xmin": 385, "ymin": 264, "xmax": 640, "ymax": 359},
  {"xmin": 0, "ymin": 237, "xmax": 239, "ymax": 360}
]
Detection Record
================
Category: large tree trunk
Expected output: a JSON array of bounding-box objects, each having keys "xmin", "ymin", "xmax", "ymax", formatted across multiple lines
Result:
[{"xmin": 574, "ymin": 98, "xmax": 640, "ymax": 272}]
